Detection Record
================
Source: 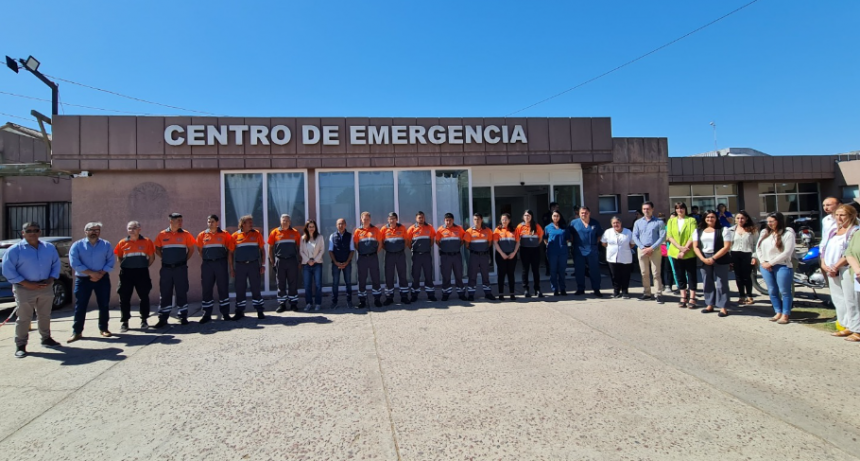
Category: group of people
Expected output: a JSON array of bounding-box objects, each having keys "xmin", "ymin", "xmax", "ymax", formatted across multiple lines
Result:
[{"xmin": 4, "ymin": 196, "xmax": 857, "ymax": 359}]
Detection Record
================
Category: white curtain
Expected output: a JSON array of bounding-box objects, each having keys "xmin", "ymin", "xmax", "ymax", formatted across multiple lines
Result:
[
  {"xmin": 226, "ymin": 174, "xmax": 261, "ymax": 222},
  {"xmin": 268, "ymin": 173, "xmax": 304, "ymax": 221}
]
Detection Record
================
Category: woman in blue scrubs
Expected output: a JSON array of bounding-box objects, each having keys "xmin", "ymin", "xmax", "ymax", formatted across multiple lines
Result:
[{"xmin": 544, "ymin": 211, "xmax": 570, "ymax": 296}]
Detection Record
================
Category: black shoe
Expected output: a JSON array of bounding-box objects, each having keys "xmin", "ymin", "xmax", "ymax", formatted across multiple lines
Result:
[
  {"xmin": 276, "ymin": 304, "xmax": 288, "ymax": 313},
  {"xmin": 358, "ymin": 299, "xmax": 367, "ymax": 309},
  {"xmin": 524, "ymin": 289, "xmax": 532, "ymax": 298},
  {"xmin": 655, "ymin": 295, "xmax": 664, "ymax": 305},
  {"xmin": 428, "ymin": 293, "xmax": 437, "ymax": 302},
  {"xmin": 200, "ymin": 314, "xmax": 212, "ymax": 324},
  {"xmin": 222, "ymin": 314, "xmax": 233, "ymax": 321},
  {"xmin": 467, "ymin": 293, "xmax": 475, "ymax": 301},
  {"xmin": 718, "ymin": 311, "xmax": 729, "ymax": 317},
  {"xmin": 622, "ymin": 293, "xmax": 630, "ymax": 299},
  {"xmin": 561, "ymin": 291, "xmax": 568, "ymax": 296},
  {"xmin": 639, "ymin": 295, "xmax": 653, "ymax": 301},
  {"xmin": 41, "ymin": 337, "xmax": 61, "ymax": 348},
  {"xmin": 383, "ymin": 297, "xmax": 394, "ymax": 306},
  {"xmin": 374, "ymin": 297, "xmax": 383, "ymax": 308},
  {"xmin": 290, "ymin": 303, "xmax": 300, "ymax": 312},
  {"xmin": 410, "ymin": 293, "xmax": 418, "ymax": 303},
  {"xmin": 15, "ymin": 346, "xmax": 26, "ymax": 358},
  {"xmin": 441, "ymin": 293, "xmax": 450, "ymax": 301},
  {"xmin": 232, "ymin": 311, "xmax": 245, "ymax": 321},
  {"xmin": 347, "ymin": 300, "xmax": 355, "ymax": 309},
  {"xmin": 554, "ymin": 291, "xmax": 560, "ymax": 296},
  {"xmin": 485, "ymin": 293, "xmax": 496, "ymax": 301},
  {"xmin": 120, "ymin": 322, "xmax": 129, "ymax": 333},
  {"xmin": 510, "ymin": 295, "xmax": 516, "ymax": 301},
  {"xmin": 153, "ymin": 319, "xmax": 169, "ymax": 329},
  {"xmin": 594, "ymin": 290, "xmax": 603, "ymax": 298},
  {"xmin": 180, "ymin": 318, "xmax": 189, "ymax": 325},
  {"xmin": 537, "ymin": 291, "xmax": 544, "ymax": 298},
  {"xmin": 140, "ymin": 319, "xmax": 150, "ymax": 329},
  {"xmin": 575, "ymin": 290, "xmax": 585, "ymax": 296},
  {"xmin": 257, "ymin": 311, "xmax": 266, "ymax": 319},
  {"xmin": 402, "ymin": 296, "xmax": 411, "ymax": 305}
]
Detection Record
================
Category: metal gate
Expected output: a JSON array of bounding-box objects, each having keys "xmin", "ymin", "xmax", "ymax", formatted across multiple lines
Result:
[{"xmin": 5, "ymin": 202, "xmax": 71, "ymax": 239}]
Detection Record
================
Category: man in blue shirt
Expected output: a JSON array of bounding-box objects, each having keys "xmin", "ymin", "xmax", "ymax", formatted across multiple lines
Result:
[
  {"xmin": 632, "ymin": 202, "xmax": 667, "ymax": 304},
  {"xmin": 1, "ymin": 222, "xmax": 61, "ymax": 358},
  {"xmin": 570, "ymin": 207, "xmax": 604, "ymax": 297},
  {"xmin": 68, "ymin": 221, "xmax": 115, "ymax": 342}
]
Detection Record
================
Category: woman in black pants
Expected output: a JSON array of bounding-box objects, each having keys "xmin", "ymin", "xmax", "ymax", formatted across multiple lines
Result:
[
  {"xmin": 493, "ymin": 213, "xmax": 520, "ymax": 300},
  {"xmin": 516, "ymin": 210, "xmax": 544, "ymax": 298},
  {"xmin": 729, "ymin": 210, "xmax": 758, "ymax": 305}
]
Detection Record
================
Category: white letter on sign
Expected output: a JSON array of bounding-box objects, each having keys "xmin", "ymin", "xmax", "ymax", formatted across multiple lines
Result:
[
  {"xmin": 484, "ymin": 125, "xmax": 501, "ymax": 144},
  {"xmin": 391, "ymin": 126, "xmax": 407, "ymax": 145},
  {"xmin": 428, "ymin": 126, "xmax": 446, "ymax": 145},
  {"xmin": 187, "ymin": 125, "xmax": 205, "ymax": 146},
  {"xmin": 229, "ymin": 125, "xmax": 249, "ymax": 145},
  {"xmin": 510, "ymin": 125, "xmax": 528, "ymax": 143},
  {"xmin": 447, "ymin": 126, "xmax": 463, "ymax": 144},
  {"xmin": 409, "ymin": 126, "xmax": 427, "ymax": 144},
  {"xmin": 368, "ymin": 126, "xmax": 390, "ymax": 145},
  {"xmin": 322, "ymin": 126, "xmax": 339, "ymax": 145},
  {"xmin": 164, "ymin": 125, "xmax": 185, "ymax": 146},
  {"xmin": 303, "ymin": 125, "xmax": 321, "ymax": 145},
  {"xmin": 350, "ymin": 126, "xmax": 367, "ymax": 145},
  {"xmin": 271, "ymin": 125, "xmax": 291, "ymax": 145},
  {"xmin": 465, "ymin": 126, "xmax": 482, "ymax": 144},
  {"xmin": 250, "ymin": 126, "xmax": 270, "ymax": 145},
  {"xmin": 207, "ymin": 126, "xmax": 228, "ymax": 145}
]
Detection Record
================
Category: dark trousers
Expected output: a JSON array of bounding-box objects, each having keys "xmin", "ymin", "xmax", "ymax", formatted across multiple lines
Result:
[
  {"xmin": 357, "ymin": 254, "xmax": 381, "ymax": 299},
  {"xmin": 574, "ymin": 250, "xmax": 601, "ymax": 291},
  {"xmin": 672, "ymin": 257, "xmax": 698, "ymax": 291},
  {"xmin": 700, "ymin": 260, "xmax": 730, "ymax": 308},
  {"xmin": 440, "ymin": 253, "xmax": 465, "ymax": 294},
  {"xmin": 495, "ymin": 253, "xmax": 517, "ymax": 295},
  {"xmin": 520, "ymin": 246, "xmax": 541, "ymax": 293},
  {"xmin": 548, "ymin": 249, "xmax": 567, "ymax": 293},
  {"xmin": 731, "ymin": 251, "xmax": 754, "ymax": 298},
  {"xmin": 411, "ymin": 252, "xmax": 435, "ymax": 295},
  {"xmin": 467, "ymin": 252, "xmax": 492, "ymax": 295},
  {"xmin": 275, "ymin": 257, "xmax": 299, "ymax": 305},
  {"xmin": 159, "ymin": 265, "xmax": 189, "ymax": 320},
  {"xmin": 384, "ymin": 251, "xmax": 408, "ymax": 298},
  {"xmin": 117, "ymin": 267, "xmax": 151, "ymax": 322},
  {"xmin": 72, "ymin": 275, "xmax": 111, "ymax": 334},
  {"xmin": 331, "ymin": 261, "xmax": 353, "ymax": 303},
  {"xmin": 235, "ymin": 260, "xmax": 263, "ymax": 313},
  {"xmin": 607, "ymin": 262, "xmax": 632, "ymax": 294},
  {"xmin": 201, "ymin": 259, "xmax": 229, "ymax": 316},
  {"xmin": 662, "ymin": 255, "xmax": 676, "ymax": 288}
]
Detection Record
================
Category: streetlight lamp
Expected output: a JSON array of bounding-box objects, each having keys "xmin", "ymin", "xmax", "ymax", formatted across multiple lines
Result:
[
  {"xmin": 709, "ymin": 121, "xmax": 718, "ymax": 156},
  {"xmin": 5, "ymin": 54, "xmax": 59, "ymax": 116}
]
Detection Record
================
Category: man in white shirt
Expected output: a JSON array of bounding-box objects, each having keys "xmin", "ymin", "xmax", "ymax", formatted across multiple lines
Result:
[{"xmin": 820, "ymin": 197, "xmax": 841, "ymax": 250}]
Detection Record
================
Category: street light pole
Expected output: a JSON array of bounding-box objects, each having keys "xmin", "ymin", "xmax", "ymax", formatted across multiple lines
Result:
[
  {"xmin": 5, "ymin": 55, "xmax": 59, "ymax": 116},
  {"xmin": 709, "ymin": 121, "xmax": 718, "ymax": 155}
]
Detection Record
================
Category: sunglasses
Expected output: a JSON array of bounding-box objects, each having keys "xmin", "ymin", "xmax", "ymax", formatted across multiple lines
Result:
[{"xmin": 24, "ymin": 229, "xmax": 41, "ymax": 234}]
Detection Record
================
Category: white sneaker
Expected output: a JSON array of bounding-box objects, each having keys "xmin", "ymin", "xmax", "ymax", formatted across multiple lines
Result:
[
  {"xmin": 662, "ymin": 288, "xmax": 674, "ymax": 295},
  {"xmin": 314, "ymin": 304, "xmax": 321, "ymax": 312}
]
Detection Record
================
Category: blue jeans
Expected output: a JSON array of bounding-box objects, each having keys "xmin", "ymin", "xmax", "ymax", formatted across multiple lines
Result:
[
  {"xmin": 574, "ymin": 249, "xmax": 601, "ymax": 291},
  {"xmin": 331, "ymin": 262, "xmax": 352, "ymax": 303},
  {"xmin": 759, "ymin": 264, "xmax": 793, "ymax": 315},
  {"xmin": 303, "ymin": 264, "xmax": 322, "ymax": 305},
  {"xmin": 548, "ymin": 250, "xmax": 567, "ymax": 293},
  {"xmin": 72, "ymin": 275, "xmax": 112, "ymax": 334}
]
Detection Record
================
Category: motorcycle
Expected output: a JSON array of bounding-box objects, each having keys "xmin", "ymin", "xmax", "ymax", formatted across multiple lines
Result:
[
  {"xmin": 799, "ymin": 226, "xmax": 815, "ymax": 248},
  {"xmin": 752, "ymin": 245, "xmax": 829, "ymax": 301}
]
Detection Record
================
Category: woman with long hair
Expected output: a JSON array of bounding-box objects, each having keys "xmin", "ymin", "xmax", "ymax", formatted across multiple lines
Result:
[
  {"xmin": 516, "ymin": 210, "xmax": 544, "ymax": 298},
  {"xmin": 729, "ymin": 210, "xmax": 759, "ymax": 305},
  {"xmin": 494, "ymin": 213, "xmax": 520, "ymax": 301},
  {"xmin": 543, "ymin": 210, "xmax": 570, "ymax": 296},
  {"xmin": 300, "ymin": 220, "xmax": 325, "ymax": 311},
  {"xmin": 824, "ymin": 204, "xmax": 860, "ymax": 340},
  {"xmin": 756, "ymin": 212, "xmax": 796, "ymax": 324},
  {"xmin": 666, "ymin": 203, "xmax": 698, "ymax": 308},
  {"xmin": 692, "ymin": 210, "xmax": 733, "ymax": 317}
]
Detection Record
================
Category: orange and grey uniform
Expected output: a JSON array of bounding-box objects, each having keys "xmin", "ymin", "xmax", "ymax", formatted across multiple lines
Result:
[
  {"xmin": 197, "ymin": 228, "xmax": 234, "ymax": 317},
  {"xmin": 114, "ymin": 236, "xmax": 155, "ymax": 323},
  {"xmin": 493, "ymin": 227, "xmax": 520, "ymax": 296},
  {"xmin": 382, "ymin": 223, "xmax": 409, "ymax": 300},
  {"xmin": 464, "ymin": 226, "xmax": 494, "ymax": 297},
  {"xmin": 407, "ymin": 223, "xmax": 436, "ymax": 296},
  {"xmin": 436, "ymin": 225, "xmax": 466, "ymax": 296},
  {"xmin": 268, "ymin": 227, "xmax": 301, "ymax": 307},
  {"xmin": 516, "ymin": 223, "xmax": 544, "ymax": 293},
  {"xmin": 154, "ymin": 228, "xmax": 196, "ymax": 320},
  {"xmin": 232, "ymin": 229, "xmax": 265, "ymax": 314},
  {"xmin": 353, "ymin": 226, "xmax": 383, "ymax": 301}
]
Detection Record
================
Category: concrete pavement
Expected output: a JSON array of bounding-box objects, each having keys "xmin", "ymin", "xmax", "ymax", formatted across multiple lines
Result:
[{"xmin": 0, "ymin": 291, "xmax": 858, "ymax": 460}]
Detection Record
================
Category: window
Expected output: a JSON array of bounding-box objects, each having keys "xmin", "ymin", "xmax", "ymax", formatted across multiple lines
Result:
[
  {"xmin": 843, "ymin": 186, "xmax": 859, "ymax": 202},
  {"xmin": 6, "ymin": 202, "xmax": 72, "ymax": 239},
  {"xmin": 627, "ymin": 194, "xmax": 649, "ymax": 213},
  {"xmin": 598, "ymin": 195, "xmax": 619, "ymax": 214},
  {"xmin": 668, "ymin": 183, "xmax": 738, "ymax": 217},
  {"xmin": 758, "ymin": 182, "xmax": 819, "ymax": 217}
]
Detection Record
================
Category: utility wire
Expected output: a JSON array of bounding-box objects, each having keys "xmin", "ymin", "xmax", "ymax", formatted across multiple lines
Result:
[
  {"xmin": 506, "ymin": 0, "xmax": 762, "ymax": 116},
  {"xmin": 0, "ymin": 90, "xmax": 158, "ymax": 115},
  {"xmin": 44, "ymin": 73, "xmax": 220, "ymax": 116},
  {"xmin": 0, "ymin": 112, "xmax": 37, "ymax": 123}
]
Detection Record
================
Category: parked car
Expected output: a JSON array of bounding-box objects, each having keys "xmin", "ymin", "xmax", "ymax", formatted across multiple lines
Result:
[{"xmin": 0, "ymin": 237, "xmax": 74, "ymax": 310}]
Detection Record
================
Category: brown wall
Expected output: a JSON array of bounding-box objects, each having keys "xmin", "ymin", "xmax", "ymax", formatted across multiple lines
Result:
[
  {"xmin": 584, "ymin": 137, "xmax": 669, "ymax": 228},
  {"xmin": 72, "ymin": 170, "xmax": 221, "ymax": 306},
  {"xmin": 668, "ymin": 155, "xmax": 837, "ymax": 183}
]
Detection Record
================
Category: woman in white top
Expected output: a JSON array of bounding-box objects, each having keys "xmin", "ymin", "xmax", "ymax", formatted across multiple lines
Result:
[
  {"xmin": 821, "ymin": 204, "xmax": 860, "ymax": 340},
  {"xmin": 300, "ymin": 220, "xmax": 325, "ymax": 311},
  {"xmin": 692, "ymin": 210, "xmax": 733, "ymax": 317},
  {"xmin": 600, "ymin": 216, "xmax": 635, "ymax": 298},
  {"xmin": 729, "ymin": 211, "xmax": 759, "ymax": 305},
  {"xmin": 756, "ymin": 212, "xmax": 797, "ymax": 324}
]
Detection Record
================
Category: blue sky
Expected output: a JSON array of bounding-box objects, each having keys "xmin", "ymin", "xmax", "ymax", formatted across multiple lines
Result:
[{"xmin": 1, "ymin": 0, "xmax": 857, "ymax": 157}]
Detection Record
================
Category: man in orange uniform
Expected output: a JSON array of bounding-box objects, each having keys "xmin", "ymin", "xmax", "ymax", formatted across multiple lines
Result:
[
  {"xmin": 114, "ymin": 220, "xmax": 155, "ymax": 332},
  {"xmin": 268, "ymin": 214, "xmax": 301, "ymax": 313},
  {"xmin": 353, "ymin": 211, "xmax": 383, "ymax": 309},
  {"xmin": 153, "ymin": 212, "xmax": 197, "ymax": 328},
  {"xmin": 197, "ymin": 214, "xmax": 235, "ymax": 323},
  {"xmin": 407, "ymin": 211, "xmax": 436, "ymax": 303},
  {"xmin": 381, "ymin": 212, "xmax": 410, "ymax": 306},
  {"xmin": 436, "ymin": 212, "xmax": 467, "ymax": 301},
  {"xmin": 232, "ymin": 215, "xmax": 266, "ymax": 320},
  {"xmin": 464, "ymin": 213, "xmax": 496, "ymax": 301}
]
